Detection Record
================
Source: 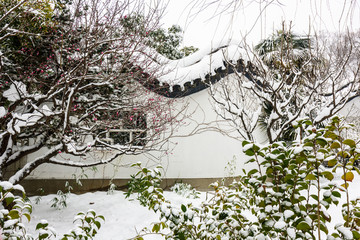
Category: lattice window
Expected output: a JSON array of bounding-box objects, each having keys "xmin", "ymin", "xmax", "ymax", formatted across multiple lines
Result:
[{"xmin": 96, "ymin": 111, "xmax": 147, "ymax": 146}]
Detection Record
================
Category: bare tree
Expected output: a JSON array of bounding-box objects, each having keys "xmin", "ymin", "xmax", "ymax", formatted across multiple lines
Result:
[
  {"xmin": 0, "ymin": 0, "xmax": 184, "ymax": 184},
  {"xmin": 210, "ymin": 25, "xmax": 360, "ymax": 143}
]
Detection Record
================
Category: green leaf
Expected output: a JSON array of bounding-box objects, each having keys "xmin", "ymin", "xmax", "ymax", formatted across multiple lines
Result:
[
  {"xmin": 331, "ymin": 116, "xmax": 340, "ymax": 124},
  {"xmin": 24, "ymin": 213, "xmax": 31, "ymax": 222},
  {"xmin": 332, "ymin": 191, "xmax": 341, "ymax": 198},
  {"xmin": 242, "ymin": 140, "xmax": 250, "ymax": 147},
  {"xmin": 303, "ymin": 119, "xmax": 313, "ymax": 126},
  {"xmin": 297, "ymin": 221, "xmax": 311, "ymax": 231},
  {"xmin": 88, "ymin": 210, "xmax": 96, "ymax": 216},
  {"xmin": 310, "ymin": 194, "xmax": 319, "ymax": 201},
  {"xmin": 331, "ymin": 233, "xmax": 341, "ymax": 238},
  {"xmin": 36, "ymin": 222, "xmax": 48, "ymax": 230},
  {"xmin": 322, "ymin": 171, "xmax": 334, "ymax": 180},
  {"xmin": 5, "ymin": 196, "xmax": 14, "ymax": 206},
  {"xmin": 178, "ymin": 231, "xmax": 186, "ymax": 240},
  {"xmin": 244, "ymin": 149, "xmax": 255, "ymax": 156},
  {"xmin": 328, "ymin": 159, "xmax": 337, "ymax": 167},
  {"xmin": 305, "ymin": 173, "xmax": 317, "ymax": 180},
  {"xmin": 338, "ymin": 151, "xmax": 349, "ymax": 158},
  {"xmin": 320, "ymin": 223, "xmax": 328, "ymax": 234},
  {"xmin": 308, "ymin": 213, "xmax": 318, "ymax": 221},
  {"xmin": 284, "ymin": 174, "xmax": 294, "ymax": 182},
  {"xmin": 298, "ymin": 196, "xmax": 307, "ymax": 202},
  {"xmin": 330, "ymin": 141, "xmax": 341, "ymax": 149},
  {"xmin": 316, "ymin": 138, "xmax": 327, "ymax": 147},
  {"xmin": 161, "ymin": 222, "xmax": 166, "ymax": 228},
  {"xmin": 343, "ymin": 139, "xmax": 356, "ymax": 148},
  {"xmin": 259, "ymin": 201, "xmax": 265, "ymax": 208},
  {"xmin": 152, "ymin": 223, "xmax": 160, "ymax": 233},
  {"xmin": 39, "ymin": 233, "xmax": 49, "ymax": 239},
  {"xmin": 318, "ymin": 148, "xmax": 328, "ymax": 154},
  {"xmin": 353, "ymin": 230, "xmax": 360, "ymax": 239},
  {"xmin": 246, "ymin": 158, "xmax": 256, "ymax": 164},
  {"xmin": 8, "ymin": 210, "xmax": 20, "ymax": 219},
  {"xmin": 248, "ymin": 169, "xmax": 258, "ymax": 176},
  {"xmin": 326, "ymin": 131, "xmax": 338, "ymax": 140},
  {"xmin": 94, "ymin": 221, "xmax": 101, "ymax": 229},
  {"xmin": 296, "ymin": 155, "xmax": 307, "ymax": 164},
  {"xmin": 181, "ymin": 204, "xmax": 187, "ymax": 212},
  {"xmin": 266, "ymin": 167, "xmax": 273, "ymax": 175},
  {"xmin": 289, "ymin": 164, "xmax": 297, "ymax": 170},
  {"xmin": 253, "ymin": 144, "xmax": 260, "ymax": 152}
]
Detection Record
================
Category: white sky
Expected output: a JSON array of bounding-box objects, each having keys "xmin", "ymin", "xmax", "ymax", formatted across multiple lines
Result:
[{"xmin": 161, "ymin": 0, "xmax": 360, "ymax": 48}]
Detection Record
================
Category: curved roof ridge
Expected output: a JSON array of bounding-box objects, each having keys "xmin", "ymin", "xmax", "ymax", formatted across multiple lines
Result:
[{"xmin": 138, "ymin": 42, "xmax": 252, "ymax": 98}]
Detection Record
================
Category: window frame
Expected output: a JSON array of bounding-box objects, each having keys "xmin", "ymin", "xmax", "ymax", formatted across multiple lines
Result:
[{"xmin": 95, "ymin": 110, "xmax": 147, "ymax": 147}]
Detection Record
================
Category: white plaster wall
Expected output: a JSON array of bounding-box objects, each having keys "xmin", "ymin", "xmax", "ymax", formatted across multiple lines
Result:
[
  {"xmin": 26, "ymin": 86, "xmax": 360, "ymax": 181},
  {"xmin": 339, "ymin": 97, "xmax": 360, "ymax": 117},
  {"xmin": 338, "ymin": 97, "xmax": 360, "ymax": 140},
  {"xmin": 158, "ymin": 88, "xmax": 246, "ymax": 179},
  {"xmin": 27, "ymin": 82, "xmax": 257, "ymax": 180}
]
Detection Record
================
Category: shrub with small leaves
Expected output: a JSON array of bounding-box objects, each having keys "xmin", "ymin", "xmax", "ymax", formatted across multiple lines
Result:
[
  {"xmin": 0, "ymin": 181, "xmax": 57, "ymax": 240},
  {"xmin": 51, "ymin": 181, "xmax": 73, "ymax": 210},
  {"xmin": 51, "ymin": 190, "xmax": 69, "ymax": 210},
  {"xmin": 1, "ymin": 181, "xmax": 31, "ymax": 239},
  {"xmin": 170, "ymin": 183, "xmax": 200, "ymax": 199},
  {"xmin": 35, "ymin": 220, "xmax": 57, "ymax": 240},
  {"xmin": 128, "ymin": 117, "xmax": 360, "ymax": 240},
  {"xmin": 107, "ymin": 182, "xmax": 116, "ymax": 195},
  {"xmin": 62, "ymin": 210, "xmax": 105, "ymax": 240},
  {"xmin": 0, "ymin": 181, "xmax": 104, "ymax": 240},
  {"xmin": 125, "ymin": 162, "xmax": 165, "ymax": 208}
]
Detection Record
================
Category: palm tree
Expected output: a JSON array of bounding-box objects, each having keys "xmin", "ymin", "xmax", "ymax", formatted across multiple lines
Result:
[
  {"xmin": 254, "ymin": 29, "xmax": 315, "ymax": 142},
  {"xmin": 254, "ymin": 30, "xmax": 312, "ymax": 72}
]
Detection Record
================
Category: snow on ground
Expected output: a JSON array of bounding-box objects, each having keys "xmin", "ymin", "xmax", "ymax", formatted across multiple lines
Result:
[
  {"xmin": 26, "ymin": 170, "xmax": 360, "ymax": 240},
  {"xmin": 27, "ymin": 191, "xmax": 205, "ymax": 240}
]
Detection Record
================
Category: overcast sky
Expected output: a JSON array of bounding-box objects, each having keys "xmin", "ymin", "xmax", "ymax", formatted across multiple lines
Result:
[{"xmin": 161, "ymin": 0, "xmax": 360, "ymax": 48}]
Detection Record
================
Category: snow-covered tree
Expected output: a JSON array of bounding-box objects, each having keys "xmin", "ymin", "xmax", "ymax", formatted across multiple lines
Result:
[
  {"xmin": 119, "ymin": 14, "xmax": 198, "ymax": 60},
  {"xmin": 0, "ymin": 0, "xmax": 182, "ymax": 184},
  {"xmin": 210, "ymin": 26, "xmax": 360, "ymax": 143}
]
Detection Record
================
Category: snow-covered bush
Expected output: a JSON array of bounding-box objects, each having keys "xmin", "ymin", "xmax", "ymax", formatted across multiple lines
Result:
[
  {"xmin": 0, "ymin": 181, "xmax": 57, "ymax": 239},
  {"xmin": 119, "ymin": 14, "xmax": 198, "ymax": 60},
  {"xmin": 0, "ymin": 181, "xmax": 35, "ymax": 239},
  {"xmin": 50, "ymin": 189, "xmax": 70, "ymax": 210},
  {"xmin": 62, "ymin": 210, "xmax": 105, "ymax": 240},
  {"xmin": 0, "ymin": 181, "xmax": 104, "ymax": 240},
  {"xmin": 127, "ymin": 117, "xmax": 360, "ymax": 239},
  {"xmin": 125, "ymin": 163, "xmax": 165, "ymax": 208},
  {"xmin": 170, "ymin": 183, "xmax": 200, "ymax": 199}
]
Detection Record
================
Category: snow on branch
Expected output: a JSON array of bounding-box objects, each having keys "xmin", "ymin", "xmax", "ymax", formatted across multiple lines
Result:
[
  {"xmin": 0, "ymin": 0, "xmax": 185, "ymax": 183},
  {"xmin": 210, "ymin": 28, "xmax": 360, "ymax": 143},
  {"xmin": 8, "ymin": 144, "xmax": 63, "ymax": 184}
]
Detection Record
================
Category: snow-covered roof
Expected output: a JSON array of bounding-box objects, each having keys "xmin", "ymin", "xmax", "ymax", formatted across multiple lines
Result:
[{"xmin": 138, "ymin": 40, "xmax": 250, "ymax": 98}]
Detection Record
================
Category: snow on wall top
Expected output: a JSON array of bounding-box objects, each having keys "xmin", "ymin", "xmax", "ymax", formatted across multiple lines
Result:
[
  {"xmin": 139, "ymin": 39, "xmax": 250, "ymax": 98},
  {"xmin": 160, "ymin": 40, "xmax": 247, "ymax": 85}
]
